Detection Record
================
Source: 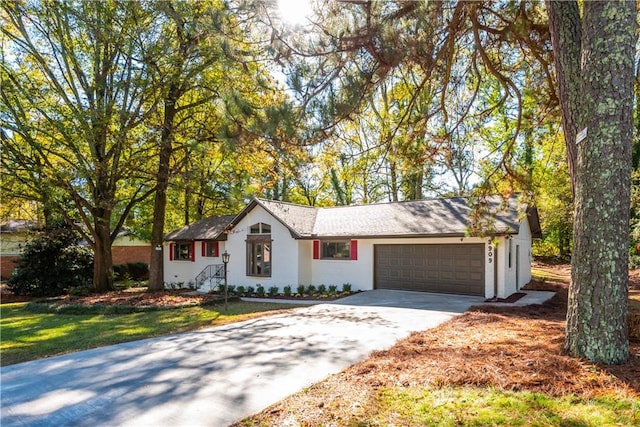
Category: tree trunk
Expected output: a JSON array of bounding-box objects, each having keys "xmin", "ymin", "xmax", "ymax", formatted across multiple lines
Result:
[
  {"xmin": 148, "ymin": 96, "xmax": 178, "ymax": 292},
  {"xmin": 93, "ymin": 216, "xmax": 114, "ymax": 293},
  {"xmin": 548, "ymin": 0, "xmax": 636, "ymax": 364},
  {"xmin": 389, "ymin": 159, "xmax": 398, "ymax": 202}
]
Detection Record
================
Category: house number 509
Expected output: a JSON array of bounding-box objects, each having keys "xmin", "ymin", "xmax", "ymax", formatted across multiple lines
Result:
[{"xmin": 488, "ymin": 244, "xmax": 493, "ymax": 263}]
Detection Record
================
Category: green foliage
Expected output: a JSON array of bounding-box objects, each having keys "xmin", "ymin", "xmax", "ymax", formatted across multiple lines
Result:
[
  {"xmin": 114, "ymin": 263, "xmax": 149, "ymax": 281},
  {"xmin": 247, "ymin": 286, "xmax": 255, "ymax": 295},
  {"xmin": 531, "ymin": 133, "xmax": 573, "ymax": 258},
  {"xmin": 306, "ymin": 284, "xmax": 317, "ymax": 295},
  {"xmin": 342, "ymin": 283, "xmax": 352, "ymax": 293},
  {"xmin": 256, "ymin": 285, "xmax": 265, "ymax": 296},
  {"xmin": 7, "ymin": 228, "xmax": 93, "ymax": 297},
  {"xmin": 328, "ymin": 285, "xmax": 338, "ymax": 295},
  {"xmin": 236, "ymin": 285, "xmax": 246, "ymax": 295},
  {"xmin": 296, "ymin": 284, "xmax": 306, "ymax": 295},
  {"xmin": 283, "ymin": 285, "xmax": 292, "ymax": 296},
  {"xmin": 317, "ymin": 284, "xmax": 327, "ymax": 295},
  {"xmin": 268, "ymin": 286, "xmax": 279, "ymax": 296}
]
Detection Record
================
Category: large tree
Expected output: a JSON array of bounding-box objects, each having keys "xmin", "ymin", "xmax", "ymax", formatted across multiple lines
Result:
[
  {"xmin": 268, "ymin": 0, "xmax": 636, "ymax": 363},
  {"xmin": 547, "ymin": 0, "xmax": 636, "ymax": 363},
  {"xmin": 1, "ymin": 1, "xmax": 156, "ymax": 292}
]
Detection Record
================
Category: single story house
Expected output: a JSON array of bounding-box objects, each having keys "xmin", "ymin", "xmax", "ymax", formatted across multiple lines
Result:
[
  {"xmin": 112, "ymin": 230, "xmax": 152, "ymax": 266},
  {"xmin": 1, "ymin": 220, "xmax": 151, "ymax": 280},
  {"xmin": 163, "ymin": 195, "xmax": 541, "ymax": 299},
  {"xmin": 0, "ymin": 220, "xmax": 40, "ymax": 280}
]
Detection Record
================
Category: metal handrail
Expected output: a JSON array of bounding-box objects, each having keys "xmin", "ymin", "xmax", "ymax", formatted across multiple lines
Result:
[{"xmin": 194, "ymin": 264, "xmax": 224, "ymax": 290}]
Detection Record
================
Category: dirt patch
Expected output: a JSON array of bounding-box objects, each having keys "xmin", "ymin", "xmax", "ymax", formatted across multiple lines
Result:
[{"xmin": 235, "ymin": 264, "xmax": 640, "ymax": 427}]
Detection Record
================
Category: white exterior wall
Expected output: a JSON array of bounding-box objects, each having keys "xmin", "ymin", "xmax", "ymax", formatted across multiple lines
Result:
[
  {"xmin": 495, "ymin": 217, "xmax": 533, "ymax": 298},
  {"xmin": 311, "ymin": 237, "xmax": 495, "ymax": 296},
  {"xmin": 224, "ymin": 205, "xmax": 300, "ymax": 288},
  {"xmin": 297, "ymin": 240, "xmax": 313, "ymax": 285},
  {"xmin": 163, "ymin": 205, "xmax": 534, "ymax": 299},
  {"xmin": 163, "ymin": 241, "xmax": 226, "ymax": 287}
]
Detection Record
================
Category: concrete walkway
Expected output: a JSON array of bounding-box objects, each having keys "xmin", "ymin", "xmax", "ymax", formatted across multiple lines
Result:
[{"xmin": 0, "ymin": 290, "xmax": 547, "ymax": 427}]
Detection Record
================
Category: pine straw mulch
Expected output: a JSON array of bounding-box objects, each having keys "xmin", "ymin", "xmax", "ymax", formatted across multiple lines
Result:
[
  {"xmin": 235, "ymin": 278, "xmax": 640, "ymax": 427},
  {"xmin": 0, "ymin": 284, "xmax": 221, "ymax": 307},
  {"xmin": 54, "ymin": 288, "xmax": 221, "ymax": 308}
]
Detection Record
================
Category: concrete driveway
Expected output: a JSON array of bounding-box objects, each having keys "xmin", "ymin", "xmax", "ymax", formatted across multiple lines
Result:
[{"xmin": 0, "ymin": 290, "xmax": 483, "ymax": 427}]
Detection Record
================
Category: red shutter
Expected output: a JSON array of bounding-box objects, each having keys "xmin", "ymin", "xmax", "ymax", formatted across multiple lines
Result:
[
  {"xmin": 214, "ymin": 241, "xmax": 219, "ymax": 257},
  {"xmin": 169, "ymin": 243, "xmax": 174, "ymax": 261},
  {"xmin": 313, "ymin": 240, "xmax": 320, "ymax": 259},
  {"xmin": 190, "ymin": 241, "xmax": 195, "ymax": 262},
  {"xmin": 350, "ymin": 240, "xmax": 358, "ymax": 260},
  {"xmin": 201, "ymin": 241, "xmax": 206, "ymax": 257}
]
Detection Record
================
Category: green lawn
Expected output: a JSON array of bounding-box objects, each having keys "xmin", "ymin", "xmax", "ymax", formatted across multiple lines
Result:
[
  {"xmin": 0, "ymin": 301, "xmax": 300, "ymax": 366},
  {"xmin": 371, "ymin": 386, "xmax": 639, "ymax": 427}
]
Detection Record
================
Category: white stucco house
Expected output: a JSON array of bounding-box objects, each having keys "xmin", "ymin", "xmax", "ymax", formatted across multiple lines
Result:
[{"xmin": 163, "ymin": 195, "xmax": 541, "ymax": 299}]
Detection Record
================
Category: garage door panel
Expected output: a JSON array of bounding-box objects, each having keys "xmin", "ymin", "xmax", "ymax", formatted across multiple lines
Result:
[{"xmin": 375, "ymin": 244, "xmax": 485, "ymax": 296}]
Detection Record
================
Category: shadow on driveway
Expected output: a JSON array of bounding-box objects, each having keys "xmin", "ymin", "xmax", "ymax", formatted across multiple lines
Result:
[{"xmin": 1, "ymin": 290, "xmax": 481, "ymax": 426}]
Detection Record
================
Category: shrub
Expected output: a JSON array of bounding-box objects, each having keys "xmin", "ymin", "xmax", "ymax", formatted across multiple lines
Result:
[
  {"xmin": 256, "ymin": 285, "xmax": 265, "ymax": 296},
  {"xmin": 342, "ymin": 283, "xmax": 352, "ymax": 293},
  {"xmin": 268, "ymin": 286, "xmax": 279, "ymax": 296},
  {"xmin": 307, "ymin": 284, "xmax": 317, "ymax": 295},
  {"xmin": 126, "ymin": 262, "xmax": 149, "ymax": 280},
  {"xmin": 8, "ymin": 227, "xmax": 93, "ymax": 297},
  {"xmin": 328, "ymin": 284, "xmax": 338, "ymax": 295},
  {"xmin": 247, "ymin": 286, "xmax": 255, "ymax": 295},
  {"xmin": 317, "ymin": 284, "xmax": 327, "ymax": 295},
  {"xmin": 236, "ymin": 285, "xmax": 246, "ymax": 295},
  {"xmin": 283, "ymin": 285, "xmax": 292, "ymax": 296},
  {"xmin": 113, "ymin": 264, "xmax": 128, "ymax": 280},
  {"xmin": 296, "ymin": 284, "xmax": 306, "ymax": 295},
  {"xmin": 227, "ymin": 284, "xmax": 236, "ymax": 294}
]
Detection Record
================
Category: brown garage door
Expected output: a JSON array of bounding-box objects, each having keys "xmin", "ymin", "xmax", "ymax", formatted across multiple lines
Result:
[{"xmin": 374, "ymin": 244, "xmax": 485, "ymax": 296}]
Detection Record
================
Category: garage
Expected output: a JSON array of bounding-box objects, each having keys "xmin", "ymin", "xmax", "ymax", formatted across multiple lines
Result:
[{"xmin": 374, "ymin": 244, "xmax": 485, "ymax": 296}]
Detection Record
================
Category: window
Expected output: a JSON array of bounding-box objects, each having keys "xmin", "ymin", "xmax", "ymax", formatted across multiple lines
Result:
[
  {"xmin": 202, "ymin": 241, "xmax": 219, "ymax": 257},
  {"xmin": 247, "ymin": 239, "xmax": 271, "ymax": 277},
  {"xmin": 172, "ymin": 242, "xmax": 193, "ymax": 261},
  {"xmin": 313, "ymin": 240, "xmax": 358, "ymax": 260},
  {"xmin": 250, "ymin": 223, "xmax": 271, "ymax": 234},
  {"xmin": 247, "ymin": 223, "xmax": 271, "ymax": 277},
  {"xmin": 321, "ymin": 241, "xmax": 350, "ymax": 259}
]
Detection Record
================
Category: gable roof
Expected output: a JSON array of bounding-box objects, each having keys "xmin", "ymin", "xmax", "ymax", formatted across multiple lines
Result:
[
  {"xmin": 311, "ymin": 196, "xmax": 526, "ymax": 238},
  {"xmin": 164, "ymin": 215, "xmax": 236, "ymax": 241},
  {"xmin": 228, "ymin": 198, "xmax": 318, "ymax": 238},
  {"xmin": 164, "ymin": 195, "xmax": 541, "ymax": 241}
]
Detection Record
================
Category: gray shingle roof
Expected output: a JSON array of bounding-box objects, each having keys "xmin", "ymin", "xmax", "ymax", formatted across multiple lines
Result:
[
  {"xmin": 310, "ymin": 196, "xmax": 525, "ymax": 238},
  {"xmin": 164, "ymin": 195, "xmax": 540, "ymax": 241},
  {"xmin": 254, "ymin": 199, "xmax": 318, "ymax": 237},
  {"xmin": 164, "ymin": 215, "xmax": 236, "ymax": 241}
]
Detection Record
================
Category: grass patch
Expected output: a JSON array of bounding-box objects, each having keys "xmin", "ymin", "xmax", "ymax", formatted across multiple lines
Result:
[
  {"xmin": 0, "ymin": 301, "xmax": 302, "ymax": 366},
  {"xmin": 372, "ymin": 386, "xmax": 640, "ymax": 426},
  {"xmin": 531, "ymin": 267, "xmax": 569, "ymax": 284}
]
